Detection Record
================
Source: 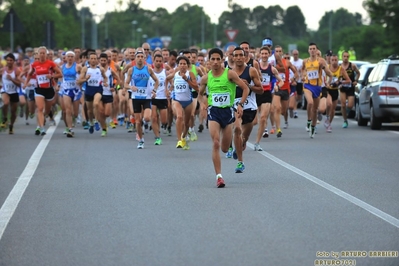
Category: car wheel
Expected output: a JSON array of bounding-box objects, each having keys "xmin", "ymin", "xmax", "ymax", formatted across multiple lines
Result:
[
  {"xmin": 370, "ymin": 106, "xmax": 382, "ymax": 130},
  {"xmin": 357, "ymin": 105, "xmax": 368, "ymax": 126}
]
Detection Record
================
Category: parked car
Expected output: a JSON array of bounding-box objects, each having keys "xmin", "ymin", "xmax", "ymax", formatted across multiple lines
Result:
[
  {"xmin": 357, "ymin": 54, "xmax": 399, "ymax": 129},
  {"xmin": 354, "ymin": 64, "xmax": 376, "ymax": 120},
  {"xmin": 336, "ymin": 61, "xmax": 372, "ymax": 118}
]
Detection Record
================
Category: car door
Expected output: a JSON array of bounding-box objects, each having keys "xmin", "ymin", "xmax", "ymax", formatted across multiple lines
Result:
[{"xmin": 360, "ymin": 64, "xmax": 380, "ymax": 116}]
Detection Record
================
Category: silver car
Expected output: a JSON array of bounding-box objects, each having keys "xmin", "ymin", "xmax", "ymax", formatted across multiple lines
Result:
[{"xmin": 357, "ymin": 55, "xmax": 399, "ymax": 129}]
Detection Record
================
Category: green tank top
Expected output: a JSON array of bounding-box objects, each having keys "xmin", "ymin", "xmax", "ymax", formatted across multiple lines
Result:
[
  {"xmin": 207, "ymin": 68, "xmax": 236, "ymax": 108},
  {"xmin": 191, "ymin": 65, "xmax": 198, "ymax": 92}
]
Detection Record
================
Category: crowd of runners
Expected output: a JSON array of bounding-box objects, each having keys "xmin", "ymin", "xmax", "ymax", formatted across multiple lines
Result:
[{"xmin": 0, "ymin": 38, "xmax": 361, "ymax": 187}]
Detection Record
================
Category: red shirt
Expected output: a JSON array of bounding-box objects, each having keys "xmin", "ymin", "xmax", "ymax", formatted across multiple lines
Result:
[{"xmin": 31, "ymin": 60, "xmax": 57, "ymax": 88}]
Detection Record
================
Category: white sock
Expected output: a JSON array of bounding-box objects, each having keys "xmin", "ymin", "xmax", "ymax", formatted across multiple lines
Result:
[{"xmin": 216, "ymin": 174, "xmax": 222, "ymax": 180}]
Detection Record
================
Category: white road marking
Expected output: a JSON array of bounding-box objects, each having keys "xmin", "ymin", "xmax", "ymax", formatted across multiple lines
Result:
[
  {"xmin": 0, "ymin": 113, "xmax": 61, "ymax": 240},
  {"xmin": 247, "ymin": 142, "xmax": 399, "ymax": 229}
]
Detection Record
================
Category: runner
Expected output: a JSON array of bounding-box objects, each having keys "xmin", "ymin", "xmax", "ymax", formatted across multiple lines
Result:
[
  {"xmin": 150, "ymin": 54, "xmax": 170, "ymax": 145},
  {"xmin": 302, "ymin": 43, "xmax": 332, "ymax": 138},
  {"xmin": 24, "ymin": 46, "xmax": 63, "ymax": 136},
  {"xmin": 99, "ymin": 52, "xmax": 121, "ymax": 137},
  {"xmin": 198, "ymin": 48, "xmax": 249, "ymax": 188},
  {"xmin": 124, "ymin": 49, "xmax": 159, "ymax": 149},
  {"xmin": 168, "ymin": 55, "xmax": 198, "ymax": 150},
  {"xmin": 1, "ymin": 53, "xmax": 22, "ymax": 134},
  {"xmin": 77, "ymin": 52, "xmax": 109, "ymax": 135},
  {"xmin": 254, "ymin": 46, "xmax": 284, "ymax": 151},
  {"xmin": 61, "ymin": 51, "xmax": 82, "ymax": 137}
]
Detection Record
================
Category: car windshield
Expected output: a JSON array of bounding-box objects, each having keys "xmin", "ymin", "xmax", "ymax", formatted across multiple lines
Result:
[{"xmin": 386, "ymin": 64, "xmax": 399, "ymax": 82}]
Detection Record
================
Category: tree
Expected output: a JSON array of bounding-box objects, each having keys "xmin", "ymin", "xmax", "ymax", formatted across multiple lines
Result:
[
  {"xmin": 283, "ymin": 6, "xmax": 307, "ymax": 39},
  {"xmin": 363, "ymin": 0, "xmax": 399, "ymax": 56}
]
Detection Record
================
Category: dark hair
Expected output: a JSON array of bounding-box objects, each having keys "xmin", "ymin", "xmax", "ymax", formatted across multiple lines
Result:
[
  {"xmin": 5, "ymin": 53, "xmax": 15, "ymax": 61},
  {"xmin": 190, "ymin": 48, "xmax": 198, "ymax": 55},
  {"xmin": 111, "ymin": 49, "xmax": 118, "ymax": 54},
  {"xmin": 208, "ymin": 48, "xmax": 223, "ymax": 59},
  {"xmin": 99, "ymin": 53, "xmax": 108, "ymax": 59},
  {"xmin": 88, "ymin": 52, "xmax": 97, "ymax": 58},
  {"xmin": 233, "ymin": 47, "xmax": 245, "ymax": 53},
  {"xmin": 170, "ymin": 50, "xmax": 178, "ymax": 57},
  {"xmin": 309, "ymin": 42, "xmax": 317, "ymax": 47},
  {"xmin": 240, "ymin": 41, "xmax": 250, "ymax": 46},
  {"xmin": 181, "ymin": 50, "xmax": 191, "ymax": 56},
  {"xmin": 177, "ymin": 55, "xmax": 190, "ymax": 65},
  {"xmin": 154, "ymin": 54, "xmax": 163, "ymax": 60},
  {"xmin": 260, "ymin": 46, "xmax": 271, "ymax": 53}
]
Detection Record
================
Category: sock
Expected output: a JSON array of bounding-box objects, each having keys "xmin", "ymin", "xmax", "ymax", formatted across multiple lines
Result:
[
  {"xmin": 311, "ymin": 125, "xmax": 315, "ymax": 134},
  {"xmin": 216, "ymin": 174, "xmax": 222, "ymax": 180}
]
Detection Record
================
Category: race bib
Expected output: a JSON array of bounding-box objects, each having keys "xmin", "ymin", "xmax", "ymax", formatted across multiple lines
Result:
[
  {"xmin": 136, "ymin": 87, "xmax": 147, "ymax": 96},
  {"xmin": 212, "ymin": 92, "xmax": 230, "ymax": 107},
  {"xmin": 279, "ymin": 73, "xmax": 286, "ymax": 82},
  {"xmin": 87, "ymin": 78, "xmax": 100, "ymax": 87},
  {"xmin": 261, "ymin": 73, "xmax": 270, "ymax": 85},
  {"xmin": 37, "ymin": 74, "xmax": 50, "ymax": 85},
  {"xmin": 175, "ymin": 84, "xmax": 188, "ymax": 93},
  {"xmin": 307, "ymin": 70, "xmax": 319, "ymax": 80},
  {"xmin": 331, "ymin": 77, "xmax": 338, "ymax": 83},
  {"xmin": 64, "ymin": 80, "xmax": 76, "ymax": 89}
]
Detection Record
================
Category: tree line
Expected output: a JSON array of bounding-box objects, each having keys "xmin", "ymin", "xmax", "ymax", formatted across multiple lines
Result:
[{"xmin": 0, "ymin": 0, "xmax": 397, "ymax": 61}]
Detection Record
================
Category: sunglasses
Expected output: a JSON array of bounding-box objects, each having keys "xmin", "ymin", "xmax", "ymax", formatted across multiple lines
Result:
[{"xmin": 144, "ymin": 49, "xmax": 150, "ymax": 51}]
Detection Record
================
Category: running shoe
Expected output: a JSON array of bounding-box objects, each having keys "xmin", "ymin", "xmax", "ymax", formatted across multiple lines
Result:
[
  {"xmin": 216, "ymin": 176, "xmax": 225, "ymax": 188},
  {"xmin": 176, "ymin": 140, "xmax": 183, "ymax": 148},
  {"xmin": 317, "ymin": 112, "xmax": 323, "ymax": 122},
  {"xmin": 8, "ymin": 125, "xmax": 13, "ymax": 134},
  {"xmin": 110, "ymin": 120, "xmax": 116, "ymax": 129},
  {"xmin": 254, "ymin": 143, "xmax": 263, "ymax": 151},
  {"xmin": 294, "ymin": 112, "xmax": 298, "ymax": 119},
  {"xmin": 327, "ymin": 125, "xmax": 332, "ymax": 133},
  {"xmin": 262, "ymin": 129, "xmax": 269, "ymax": 138},
  {"xmin": 235, "ymin": 162, "xmax": 245, "ymax": 173},
  {"xmin": 342, "ymin": 121, "xmax": 348, "ymax": 128},
  {"xmin": 94, "ymin": 121, "xmax": 100, "ymax": 131},
  {"xmin": 306, "ymin": 122, "xmax": 311, "ymax": 132},
  {"xmin": 89, "ymin": 125, "xmax": 94, "ymax": 134},
  {"xmin": 127, "ymin": 124, "xmax": 133, "ymax": 133},
  {"xmin": 40, "ymin": 128, "xmax": 46, "ymax": 136},
  {"xmin": 190, "ymin": 131, "xmax": 198, "ymax": 141},
  {"xmin": 35, "ymin": 127, "xmax": 41, "ymax": 136},
  {"xmin": 283, "ymin": 121, "xmax": 288, "ymax": 129},
  {"xmin": 277, "ymin": 129, "xmax": 282, "ymax": 138},
  {"xmin": 67, "ymin": 128, "xmax": 74, "ymax": 138},
  {"xmin": 118, "ymin": 117, "xmax": 124, "ymax": 127},
  {"xmin": 226, "ymin": 147, "xmax": 233, "ymax": 158},
  {"xmin": 137, "ymin": 140, "xmax": 144, "ymax": 149},
  {"xmin": 101, "ymin": 129, "xmax": 107, "ymax": 137},
  {"xmin": 167, "ymin": 126, "xmax": 172, "ymax": 136},
  {"xmin": 83, "ymin": 121, "xmax": 89, "ymax": 130},
  {"xmin": 324, "ymin": 118, "xmax": 330, "ymax": 128},
  {"xmin": 154, "ymin": 137, "xmax": 162, "ymax": 145},
  {"xmin": 181, "ymin": 138, "xmax": 189, "ymax": 150},
  {"xmin": 198, "ymin": 124, "xmax": 204, "ymax": 133},
  {"xmin": 270, "ymin": 127, "xmax": 275, "ymax": 134},
  {"xmin": 162, "ymin": 126, "xmax": 168, "ymax": 135},
  {"xmin": 232, "ymin": 149, "xmax": 238, "ymax": 160},
  {"xmin": 63, "ymin": 127, "xmax": 69, "ymax": 135},
  {"xmin": 310, "ymin": 127, "xmax": 315, "ymax": 139}
]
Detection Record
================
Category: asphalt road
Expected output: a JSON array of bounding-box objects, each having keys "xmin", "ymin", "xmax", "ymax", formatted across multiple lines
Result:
[{"xmin": 0, "ymin": 110, "xmax": 398, "ymax": 266}]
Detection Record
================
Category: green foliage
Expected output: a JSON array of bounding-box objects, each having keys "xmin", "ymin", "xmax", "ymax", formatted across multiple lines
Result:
[{"xmin": 0, "ymin": 0, "xmax": 394, "ymax": 61}]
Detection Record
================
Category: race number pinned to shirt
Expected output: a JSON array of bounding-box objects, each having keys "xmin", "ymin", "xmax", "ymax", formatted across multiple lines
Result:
[
  {"xmin": 307, "ymin": 70, "xmax": 319, "ymax": 80},
  {"xmin": 262, "ymin": 73, "xmax": 270, "ymax": 85},
  {"xmin": 87, "ymin": 77, "xmax": 100, "ymax": 87},
  {"xmin": 174, "ymin": 79, "xmax": 188, "ymax": 94},
  {"xmin": 212, "ymin": 92, "xmax": 230, "ymax": 107},
  {"xmin": 37, "ymin": 75, "xmax": 50, "ymax": 85},
  {"xmin": 64, "ymin": 80, "xmax": 76, "ymax": 90}
]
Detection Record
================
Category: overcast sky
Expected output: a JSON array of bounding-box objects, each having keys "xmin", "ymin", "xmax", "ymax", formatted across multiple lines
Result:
[{"xmin": 82, "ymin": 0, "xmax": 369, "ymax": 31}]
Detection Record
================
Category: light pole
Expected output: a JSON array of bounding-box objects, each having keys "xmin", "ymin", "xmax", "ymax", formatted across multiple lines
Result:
[
  {"xmin": 201, "ymin": 7, "xmax": 205, "ymax": 48},
  {"xmin": 81, "ymin": 9, "xmax": 85, "ymax": 48},
  {"xmin": 132, "ymin": 20, "xmax": 137, "ymax": 47},
  {"xmin": 137, "ymin": 27, "xmax": 142, "ymax": 46}
]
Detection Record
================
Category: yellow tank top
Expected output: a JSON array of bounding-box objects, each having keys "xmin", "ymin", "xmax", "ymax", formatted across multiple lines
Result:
[
  {"xmin": 330, "ymin": 65, "xmax": 341, "ymax": 90},
  {"xmin": 305, "ymin": 58, "xmax": 322, "ymax": 86}
]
